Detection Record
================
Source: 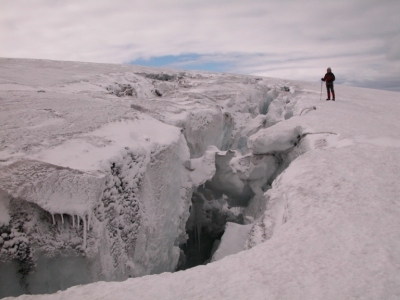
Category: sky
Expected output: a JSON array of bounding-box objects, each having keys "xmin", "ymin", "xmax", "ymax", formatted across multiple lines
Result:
[{"xmin": 1, "ymin": 0, "xmax": 400, "ymax": 91}]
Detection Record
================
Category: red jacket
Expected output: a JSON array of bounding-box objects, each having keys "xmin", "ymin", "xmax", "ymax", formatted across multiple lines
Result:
[{"xmin": 322, "ymin": 72, "xmax": 335, "ymax": 85}]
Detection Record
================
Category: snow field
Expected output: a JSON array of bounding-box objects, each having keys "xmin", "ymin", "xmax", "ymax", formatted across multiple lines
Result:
[{"xmin": 1, "ymin": 58, "xmax": 400, "ymax": 299}]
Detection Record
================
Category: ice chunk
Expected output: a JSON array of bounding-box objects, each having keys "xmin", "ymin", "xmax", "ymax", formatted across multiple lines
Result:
[
  {"xmin": 240, "ymin": 115, "xmax": 267, "ymax": 137},
  {"xmin": 211, "ymin": 222, "xmax": 252, "ymax": 262},
  {"xmin": 248, "ymin": 124, "xmax": 304, "ymax": 154},
  {"xmin": 206, "ymin": 149, "xmax": 278, "ymax": 207},
  {"xmin": 229, "ymin": 153, "xmax": 251, "ymax": 177},
  {"xmin": 186, "ymin": 145, "xmax": 219, "ymax": 186},
  {"xmin": 230, "ymin": 153, "xmax": 277, "ymax": 195}
]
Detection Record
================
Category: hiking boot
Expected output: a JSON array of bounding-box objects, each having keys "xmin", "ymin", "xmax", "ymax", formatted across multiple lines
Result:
[
  {"xmin": 326, "ymin": 98, "xmax": 331, "ymax": 101},
  {"xmin": 332, "ymin": 99, "xmax": 335, "ymax": 101}
]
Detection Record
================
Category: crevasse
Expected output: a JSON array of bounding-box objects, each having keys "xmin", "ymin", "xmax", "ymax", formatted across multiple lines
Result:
[{"xmin": 0, "ymin": 65, "xmax": 319, "ymax": 297}]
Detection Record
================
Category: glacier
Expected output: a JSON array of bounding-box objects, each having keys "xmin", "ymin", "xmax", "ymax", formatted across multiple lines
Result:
[{"xmin": 1, "ymin": 58, "xmax": 400, "ymax": 299}]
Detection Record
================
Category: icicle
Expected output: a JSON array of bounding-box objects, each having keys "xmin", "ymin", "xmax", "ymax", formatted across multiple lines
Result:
[
  {"xmin": 82, "ymin": 214, "xmax": 87, "ymax": 249},
  {"xmin": 72, "ymin": 215, "xmax": 75, "ymax": 228},
  {"xmin": 61, "ymin": 214, "xmax": 64, "ymax": 224},
  {"xmin": 51, "ymin": 213, "xmax": 55, "ymax": 225},
  {"xmin": 197, "ymin": 222, "xmax": 201, "ymax": 252},
  {"xmin": 88, "ymin": 211, "xmax": 92, "ymax": 230},
  {"xmin": 57, "ymin": 214, "xmax": 61, "ymax": 231},
  {"xmin": 192, "ymin": 222, "xmax": 196, "ymax": 243},
  {"xmin": 192, "ymin": 201, "xmax": 202, "ymax": 252},
  {"xmin": 77, "ymin": 215, "xmax": 80, "ymax": 230}
]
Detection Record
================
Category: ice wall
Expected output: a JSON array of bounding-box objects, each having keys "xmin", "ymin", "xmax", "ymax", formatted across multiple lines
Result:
[
  {"xmin": 132, "ymin": 134, "xmax": 191, "ymax": 275},
  {"xmin": 0, "ymin": 59, "xmax": 319, "ymax": 297},
  {"xmin": 244, "ymin": 131, "xmax": 346, "ymax": 250},
  {"xmin": 0, "ymin": 116, "xmax": 192, "ymax": 297},
  {"xmin": 184, "ymin": 108, "xmax": 235, "ymax": 158},
  {"xmin": 177, "ymin": 85, "xmax": 318, "ymax": 268},
  {"xmin": 0, "ymin": 160, "xmax": 105, "ymax": 236},
  {"xmin": 187, "ymin": 126, "xmax": 324, "ymax": 265}
]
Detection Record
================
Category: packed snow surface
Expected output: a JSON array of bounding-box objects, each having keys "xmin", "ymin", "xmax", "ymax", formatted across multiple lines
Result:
[
  {"xmin": 30, "ymin": 117, "xmax": 181, "ymax": 171},
  {"xmin": 1, "ymin": 58, "xmax": 400, "ymax": 299}
]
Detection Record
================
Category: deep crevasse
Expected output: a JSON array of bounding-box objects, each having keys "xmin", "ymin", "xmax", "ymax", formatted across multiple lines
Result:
[{"xmin": 0, "ymin": 59, "xmax": 317, "ymax": 297}]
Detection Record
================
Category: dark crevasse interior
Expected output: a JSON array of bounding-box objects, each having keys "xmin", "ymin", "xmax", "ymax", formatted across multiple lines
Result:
[
  {"xmin": 177, "ymin": 87, "xmax": 283, "ymax": 271},
  {"xmin": 177, "ymin": 135, "xmax": 307, "ymax": 270},
  {"xmin": 176, "ymin": 186, "xmax": 243, "ymax": 271}
]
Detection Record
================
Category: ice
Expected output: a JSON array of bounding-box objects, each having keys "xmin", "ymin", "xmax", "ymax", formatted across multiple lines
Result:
[
  {"xmin": 180, "ymin": 189, "xmax": 242, "ymax": 269},
  {"xmin": 2, "ymin": 58, "xmax": 400, "ymax": 299},
  {"xmin": 29, "ymin": 116, "xmax": 182, "ymax": 172},
  {"xmin": 207, "ymin": 151, "xmax": 250, "ymax": 206},
  {"xmin": 248, "ymin": 123, "xmax": 305, "ymax": 154},
  {"xmin": 185, "ymin": 145, "xmax": 219, "ymax": 186},
  {"xmin": 0, "ymin": 82, "xmax": 192, "ymax": 295},
  {"xmin": 258, "ymin": 88, "xmax": 278, "ymax": 114},
  {"xmin": 211, "ymin": 222, "xmax": 252, "ymax": 262},
  {"xmin": 184, "ymin": 108, "xmax": 234, "ymax": 157},
  {"xmin": 240, "ymin": 114, "xmax": 268, "ymax": 138},
  {"xmin": 0, "ymin": 132, "xmax": 190, "ymax": 296},
  {"xmin": 0, "ymin": 160, "xmax": 105, "ymax": 225},
  {"xmin": 0, "ymin": 192, "xmax": 11, "ymax": 226},
  {"xmin": 205, "ymin": 148, "xmax": 279, "ymax": 208},
  {"xmin": 132, "ymin": 134, "xmax": 190, "ymax": 275}
]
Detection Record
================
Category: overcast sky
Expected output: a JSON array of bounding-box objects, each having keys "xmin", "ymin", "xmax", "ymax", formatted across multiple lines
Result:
[{"xmin": 1, "ymin": 0, "xmax": 399, "ymax": 91}]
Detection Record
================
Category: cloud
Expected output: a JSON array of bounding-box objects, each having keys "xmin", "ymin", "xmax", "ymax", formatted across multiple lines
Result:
[
  {"xmin": 1, "ymin": 0, "xmax": 399, "ymax": 91},
  {"xmin": 386, "ymin": 36, "xmax": 400, "ymax": 61}
]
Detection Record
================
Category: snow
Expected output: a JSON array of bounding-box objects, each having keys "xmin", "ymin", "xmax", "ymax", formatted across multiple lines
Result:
[
  {"xmin": 354, "ymin": 135, "xmax": 400, "ymax": 148},
  {"xmin": 29, "ymin": 116, "xmax": 181, "ymax": 171},
  {"xmin": 0, "ymin": 160, "xmax": 104, "ymax": 219},
  {"xmin": 248, "ymin": 123, "xmax": 305, "ymax": 154},
  {"xmin": 1, "ymin": 58, "xmax": 400, "ymax": 299},
  {"xmin": 211, "ymin": 222, "xmax": 253, "ymax": 262},
  {"xmin": 0, "ymin": 59, "xmax": 197, "ymax": 296},
  {"xmin": 185, "ymin": 145, "xmax": 219, "ymax": 186}
]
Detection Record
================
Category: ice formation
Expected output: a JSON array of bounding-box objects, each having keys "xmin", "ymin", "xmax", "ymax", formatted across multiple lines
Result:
[
  {"xmin": 1, "ymin": 57, "xmax": 399, "ymax": 300},
  {"xmin": 0, "ymin": 58, "xmax": 335, "ymax": 297},
  {"xmin": 0, "ymin": 160, "xmax": 105, "ymax": 249},
  {"xmin": 211, "ymin": 222, "xmax": 253, "ymax": 262}
]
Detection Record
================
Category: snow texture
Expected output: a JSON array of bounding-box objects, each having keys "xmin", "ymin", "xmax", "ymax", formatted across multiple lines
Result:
[
  {"xmin": 1, "ymin": 58, "xmax": 400, "ymax": 299},
  {"xmin": 248, "ymin": 124, "xmax": 305, "ymax": 154},
  {"xmin": 0, "ymin": 160, "xmax": 104, "ymax": 217}
]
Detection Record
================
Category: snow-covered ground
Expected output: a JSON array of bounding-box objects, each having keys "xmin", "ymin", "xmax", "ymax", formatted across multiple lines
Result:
[{"xmin": 1, "ymin": 58, "xmax": 400, "ymax": 299}]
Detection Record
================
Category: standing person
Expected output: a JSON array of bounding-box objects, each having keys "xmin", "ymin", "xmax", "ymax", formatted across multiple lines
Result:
[{"xmin": 321, "ymin": 67, "xmax": 335, "ymax": 101}]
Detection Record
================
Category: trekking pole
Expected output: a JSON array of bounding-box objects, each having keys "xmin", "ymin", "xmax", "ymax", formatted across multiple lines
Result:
[{"xmin": 320, "ymin": 80, "xmax": 322, "ymax": 101}]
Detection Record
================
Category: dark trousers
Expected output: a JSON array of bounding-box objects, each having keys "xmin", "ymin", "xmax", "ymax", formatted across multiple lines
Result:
[{"xmin": 326, "ymin": 84, "xmax": 335, "ymax": 99}]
